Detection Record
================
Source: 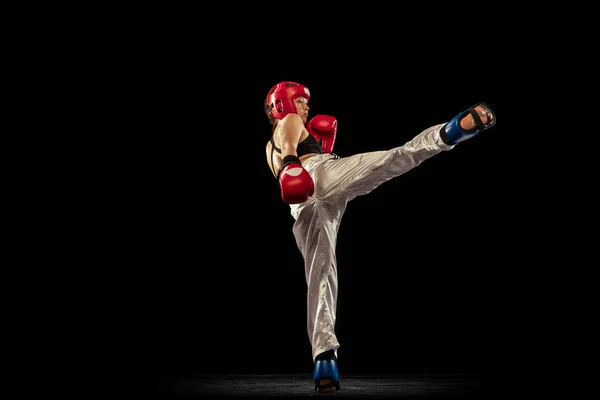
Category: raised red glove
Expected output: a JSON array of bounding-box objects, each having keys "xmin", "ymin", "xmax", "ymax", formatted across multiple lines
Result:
[
  {"xmin": 278, "ymin": 155, "xmax": 314, "ymax": 204},
  {"xmin": 307, "ymin": 115, "xmax": 337, "ymax": 153}
]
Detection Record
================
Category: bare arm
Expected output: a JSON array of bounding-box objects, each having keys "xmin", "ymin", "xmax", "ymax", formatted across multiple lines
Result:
[{"xmin": 275, "ymin": 113, "xmax": 305, "ymax": 158}]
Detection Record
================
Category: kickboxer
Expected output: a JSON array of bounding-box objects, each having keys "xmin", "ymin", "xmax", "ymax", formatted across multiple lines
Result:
[{"xmin": 264, "ymin": 81, "xmax": 496, "ymax": 393}]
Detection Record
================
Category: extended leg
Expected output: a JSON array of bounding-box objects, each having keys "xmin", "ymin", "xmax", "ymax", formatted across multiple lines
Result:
[
  {"xmin": 312, "ymin": 103, "xmax": 497, "ymax": 203},
  {"xmin": 311, "ymin": 123, "xmax": 451, "ymax": 203}
]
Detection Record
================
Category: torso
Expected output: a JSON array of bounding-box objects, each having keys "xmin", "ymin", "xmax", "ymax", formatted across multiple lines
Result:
[{"xmin": 266, "ymin": 127, "xmax": 320, "ymax": 178}]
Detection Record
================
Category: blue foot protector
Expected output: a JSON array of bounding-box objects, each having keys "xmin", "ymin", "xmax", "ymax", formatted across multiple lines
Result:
[
  {"xmin": 441, "ymin": 102, "xmax": 496, "ymax": 144},
  {"xmin": 313, "ymin": 349, "xmax": 340, "ymax": 392}
]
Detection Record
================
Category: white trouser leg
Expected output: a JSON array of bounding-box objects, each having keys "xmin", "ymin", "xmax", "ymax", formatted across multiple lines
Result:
[
  {"xmin": 313, "ymin": 124, "xmax": 454, "ymax": 202},
  {"xmin": 292, "ymin": 200, "xmax": 343, "ymax": 361}
]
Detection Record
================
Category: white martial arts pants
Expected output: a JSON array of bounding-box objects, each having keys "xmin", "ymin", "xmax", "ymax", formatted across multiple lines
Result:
[{"xmin": 289, "ymin": 124, "xmax": 455, "ymax": 361}]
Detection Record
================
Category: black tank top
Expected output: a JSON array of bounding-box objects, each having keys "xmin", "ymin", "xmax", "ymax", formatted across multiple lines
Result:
[{"xmin": 270, "ymin": 134, "xmax": 323, "ymax": 177}]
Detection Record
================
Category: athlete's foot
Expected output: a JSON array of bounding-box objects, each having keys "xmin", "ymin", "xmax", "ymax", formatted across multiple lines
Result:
[
  {"xmin": 441, "ymin": 102, "xmax": 497, "ymax": 145},
  {"xmin": 460, "ymin": 104, "xmax": 494, "ymax": 130}
]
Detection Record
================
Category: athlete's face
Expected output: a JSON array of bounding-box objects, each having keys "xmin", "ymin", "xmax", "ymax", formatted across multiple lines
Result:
[{"xmin": 295, "ymin": 96, "xmax": 309, "ymax": 123}]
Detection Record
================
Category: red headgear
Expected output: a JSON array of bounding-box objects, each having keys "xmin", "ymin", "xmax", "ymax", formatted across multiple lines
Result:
[{"xmin": 266, "ymin": 81, "xmax": 311, "ymax": 120}]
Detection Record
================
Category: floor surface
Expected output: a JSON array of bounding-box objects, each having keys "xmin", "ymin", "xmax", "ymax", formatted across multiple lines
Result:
[{"xmin": 156, "ymin": 373, "xmax": 482, "ymax": 398}]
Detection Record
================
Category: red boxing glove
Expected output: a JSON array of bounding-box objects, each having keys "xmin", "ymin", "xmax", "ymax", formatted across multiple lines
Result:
[
  {"xmin": 307, "ymin": 115, "xmax": 337, "ymax": 153},
  {"xmin": 278, "ymin": 155, "xmax": 314, "ymax": 204}
]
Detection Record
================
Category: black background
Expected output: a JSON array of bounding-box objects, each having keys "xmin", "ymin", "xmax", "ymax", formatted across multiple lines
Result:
[{"xmin": 84, "ymin": 16, "xmax": 534, "ymax": 390}]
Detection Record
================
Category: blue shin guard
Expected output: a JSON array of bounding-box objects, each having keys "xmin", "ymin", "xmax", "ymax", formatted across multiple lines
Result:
[
  {"xmin": 442, "ymin": 102, "xmax": 496, "ymax": 144},
  {"xmin": 313, "ymin": 350, "xmax": 340, "ymax": 392}
]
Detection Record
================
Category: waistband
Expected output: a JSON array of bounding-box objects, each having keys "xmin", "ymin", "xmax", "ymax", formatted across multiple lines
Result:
[{"xmin": 302, "ymin": 153, "xmax": 340, "ymax": 171}]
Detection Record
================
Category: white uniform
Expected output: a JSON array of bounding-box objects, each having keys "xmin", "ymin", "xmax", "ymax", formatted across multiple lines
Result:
[{"xmin": 289, "ymin": 123, "xmax": 455, "ymax": 361}]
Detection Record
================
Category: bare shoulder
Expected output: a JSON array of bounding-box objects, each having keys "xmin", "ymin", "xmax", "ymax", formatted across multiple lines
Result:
[
  {"xmin": 279, "ymin": 113, "xmax": 303, "ymax": 127},
  {"xmin": 277, "ymin": 113, "xmax": 308, "ymax": 141}
]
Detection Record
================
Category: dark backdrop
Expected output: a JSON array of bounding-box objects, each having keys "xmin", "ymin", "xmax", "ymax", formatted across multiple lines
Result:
[{"xmin": 92, "ymin": 30, "xmax": 526, "ymax": 389}]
